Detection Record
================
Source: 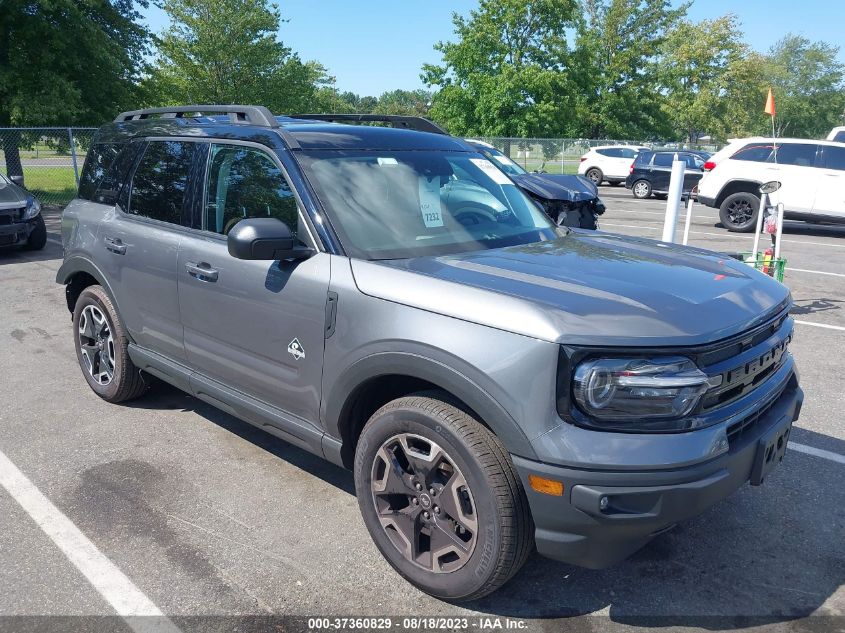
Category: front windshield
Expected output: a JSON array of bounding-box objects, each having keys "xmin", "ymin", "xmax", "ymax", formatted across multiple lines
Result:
[
  {"xmin": 476, "ymin": 146, "xmax": 527, "ymax": 176},
  {"xmin": 299, "ymin": 150, "xmax": 557, "ymax": 260}
]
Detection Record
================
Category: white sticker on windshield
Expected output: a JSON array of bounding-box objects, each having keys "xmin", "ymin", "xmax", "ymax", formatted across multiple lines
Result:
[
  {"xmin": 470, "ymin": 158, "xmax": 512, "ymax": 185},
  {"xmin": 377, "ymin": 157, "xmax": 398, "ymax": 165},
  {"xmin": 418, "ymin": 176, "xmax": 444, "ymax": 228},
  {"xmin": 491, "ymin": 154, "xmax": 519, "ymax": 169}
]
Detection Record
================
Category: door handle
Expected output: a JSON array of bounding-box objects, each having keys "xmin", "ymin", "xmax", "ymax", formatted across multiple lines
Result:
[
  {"xmin": 185, "ymin": 261, "xmax": 219, "ymax": 282},
  {"xmin": 104, "ymin": 236, "xmax": 126, "ymax": 255}
]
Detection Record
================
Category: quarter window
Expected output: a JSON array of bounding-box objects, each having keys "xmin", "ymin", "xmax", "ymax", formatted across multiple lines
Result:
[
  {"xmin": 78, "ymin": 143, "xmax": 121, "ymax": 201},
  {"xmin": 653, "ymin": 153, "xmax": 674, "ymax": 167},
  {"xmin": 732, "ymin": 144, "xmax": 775, "ymax": 163},
  {"xmin": 128, "ymin": 141, "xmax": 200, "ymax": 226},
  {"xmin": 204, "ymin": 144, "xmax": 299, "ymax": 237}
]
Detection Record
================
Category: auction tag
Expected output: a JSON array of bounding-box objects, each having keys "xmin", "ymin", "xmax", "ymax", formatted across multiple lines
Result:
[
  {"xmin": 418, "ymin": 176, "xmax": 444, "ymax": 228},
  {"xmin": 470, "ymin": 158, "xmax": 512, "ymax": 185}
]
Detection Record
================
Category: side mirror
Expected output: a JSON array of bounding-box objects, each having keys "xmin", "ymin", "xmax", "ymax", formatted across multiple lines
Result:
[
  {"xmin": 227, "ymin": 218, "xmax": 314, "ymax": 261},
  {"xmin": 760, "ymin": 181, "xmax": 781, "ymax": 194}
]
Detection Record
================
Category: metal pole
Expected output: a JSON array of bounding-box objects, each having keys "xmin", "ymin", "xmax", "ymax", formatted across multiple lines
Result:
[
  {"xmin": 661, "ymin": 154, "xmax": 686, "ymax": 242},
  {"xmin": 682, "ymin": 194, "xmax": 695, "ymax": 245},
  {"xmin": 561, "ymin": 141, "xmax": 565, "ymax": 175},
  {"xmin": 751, "ymin": 192, "xmax": 768, "ymax": 258},
  {"xmin": 68, "ymin": 128, "xmax": 80, "ymax": 187},
  {"xmin": 774, "ymin": 202, "xmax": 785, "ymax": 260}
]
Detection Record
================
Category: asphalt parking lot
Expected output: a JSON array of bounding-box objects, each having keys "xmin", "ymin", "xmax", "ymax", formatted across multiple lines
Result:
[{"xmin": 0, "ymin": 197, "xmax": 843, "ymax": 632}]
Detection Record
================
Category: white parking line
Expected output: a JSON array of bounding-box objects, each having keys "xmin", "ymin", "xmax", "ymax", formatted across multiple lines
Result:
[
  {"xmin": 0, "ymin": 448, "xmax": 180, "ymax": 633},
  {"xmin": 794, "ymin": 320, "xmax": 845, "ymax": 332},
  {"xmin": 789, "ymin": 441, "xmax": 845, "ymax": 465},
  {"xmin": 788, "ymin": 268, "xmax": 845, "ymax": 278}
]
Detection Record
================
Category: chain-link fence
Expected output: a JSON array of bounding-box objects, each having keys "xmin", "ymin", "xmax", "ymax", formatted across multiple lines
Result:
[
  {"xmin": 473, "ymin": 137, "xmax": 725, "ymax": 175},
  {"xmin": 0, "ymin": 127, "xmax": 96, "ymax": 206}
]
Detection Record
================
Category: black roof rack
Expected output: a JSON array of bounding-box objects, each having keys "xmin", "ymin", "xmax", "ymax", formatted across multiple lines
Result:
[
  {"xmin": 114, "ymin": 105, "xmax": 279, "ymax": 128},
  {"xmin": 288, "ymin": 113, "xmax": 448, "ymax": 135}
]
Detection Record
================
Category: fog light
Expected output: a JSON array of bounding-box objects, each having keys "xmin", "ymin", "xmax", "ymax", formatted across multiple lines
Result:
[{"xmin": 528, "ymin": 474, "xmax": 564, "ymax": 496}]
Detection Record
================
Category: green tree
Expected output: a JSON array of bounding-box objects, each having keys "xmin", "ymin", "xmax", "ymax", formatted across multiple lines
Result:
[
  {"xmin": 145, "ymin": 0, "xmax": 333, "ymax": 112},
  {"xmin": 422, "ymin": 0, "xmax": 579, "ymax": 139},
  {"xmin": 373, "ymin": 89, "xmax": 433, "ymax": 116},
  {"xmin": 761, "ymin": 35, "xmax": 845, "ymax": 138},
  {"xmin": 574, "ymin": 0, "xmax": 687, "ymax": 139},
  {"xmin": 659, "ymin": 15, "xmax": 748, "ymax": 142},
  {"xmin": 0, "ymin": 0, "xmax": 150, "ymax": 183}
]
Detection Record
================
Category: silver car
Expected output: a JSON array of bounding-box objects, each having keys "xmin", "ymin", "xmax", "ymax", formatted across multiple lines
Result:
[{"xmin": 57, "ymin": 106, "xmax": 803, "ymax": 601}]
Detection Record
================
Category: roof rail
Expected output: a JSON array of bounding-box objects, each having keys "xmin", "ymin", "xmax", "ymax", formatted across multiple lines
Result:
[
  {"xmin": 114, "ymin": 105, "xmax": 279, "ymax": 128},
  {"xmin": 289, "ymin": 113, "xmax": 448, "ymax": 135}
]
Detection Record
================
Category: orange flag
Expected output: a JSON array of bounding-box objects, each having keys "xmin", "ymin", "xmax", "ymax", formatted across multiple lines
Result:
[{"xmin": 764, "ymin": 87, "xmax": 776, "ymax": 117}]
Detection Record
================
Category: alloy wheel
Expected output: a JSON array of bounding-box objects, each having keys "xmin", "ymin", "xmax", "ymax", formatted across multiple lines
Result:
[
  {"xmin": 633, "ymin": 181, "xmax": 650, "ymax": 198},
  {"xmin": 727, "ymin": 198, "xmax": 754, "ymax": 226},
  {"xmin": 370, "ymin": 433, "xmax": 477, "ymax": 573},
  {"xmin": 78, "ymin": 305, "xmax": 115, "ymax": 385}
]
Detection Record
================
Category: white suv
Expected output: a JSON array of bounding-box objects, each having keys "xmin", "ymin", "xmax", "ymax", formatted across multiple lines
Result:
[
  {"xmin": 578, "ymin": 145, "xmax": 648, "ymax": 185},
  {"xmin": 697, "ymin": 138, "xmax": 845, "ymax": 231}
]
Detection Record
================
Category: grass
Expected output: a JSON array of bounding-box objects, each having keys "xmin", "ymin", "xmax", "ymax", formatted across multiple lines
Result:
[{"xmin": 18, "ymin": 166, "xmax": 78, "ymax": 206}]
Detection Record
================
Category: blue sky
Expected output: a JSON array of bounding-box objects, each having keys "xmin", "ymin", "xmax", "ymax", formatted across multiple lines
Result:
[{"xmin": 141, "ymin": 0, "xmax": 845, "ymax": 96}]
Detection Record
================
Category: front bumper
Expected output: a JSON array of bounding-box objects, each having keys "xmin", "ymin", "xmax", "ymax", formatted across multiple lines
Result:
[
  {"xmin": 0, "ymin": 218, "xmax": 37, "ymax": 247},
  {"xmin": 513, "ymin": 373, "xmax": 803, "ymax": 569}
]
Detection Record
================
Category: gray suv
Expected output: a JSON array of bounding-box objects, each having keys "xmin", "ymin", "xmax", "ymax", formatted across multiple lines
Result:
[{"xmin": 58, "ymin": 106, "xmax": 803, "ymax": 601}]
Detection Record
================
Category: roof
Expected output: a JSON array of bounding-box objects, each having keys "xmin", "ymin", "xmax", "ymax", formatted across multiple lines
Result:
[{"xmin": 94, "ymin": 113, "xmax": 471, "ymax": 152}]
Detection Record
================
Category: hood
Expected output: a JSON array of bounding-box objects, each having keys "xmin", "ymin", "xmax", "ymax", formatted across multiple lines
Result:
[
  {"xmin": 0, "ymin": 178, "xmax": 27, "ymax": 209},
  {"xmin": 511, "ymin": 173, "xmax": 598, "ymax": 203},
  {"xmin": 350, "ymin": 232, "xmax": 790, "ymax": 347}
]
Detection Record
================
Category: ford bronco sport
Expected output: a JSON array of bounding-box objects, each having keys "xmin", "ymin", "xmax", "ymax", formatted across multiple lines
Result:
[{"xmin": 58, "ymin": 106, "xmax": 803, "ymax": 601}]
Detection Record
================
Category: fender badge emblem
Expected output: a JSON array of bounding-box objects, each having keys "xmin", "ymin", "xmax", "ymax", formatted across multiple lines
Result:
[{"xmin": 287, "ymin": 338, "xmax": 305, "ymax": 360}]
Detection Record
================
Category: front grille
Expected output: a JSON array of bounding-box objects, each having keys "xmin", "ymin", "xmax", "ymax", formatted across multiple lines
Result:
[
  {"xmin": 0, "ymin": 209, "xmax": 22, "ymax": 225},
  {"xmin": 726, "ymin": 382, "xmax": 788, "ymax": 444}
]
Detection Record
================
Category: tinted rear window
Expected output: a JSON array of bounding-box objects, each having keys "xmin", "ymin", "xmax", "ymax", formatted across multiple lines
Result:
[
  {"xmin": 822, "ymin": 145, "xmax": 845, "ymax": 171},
  {"xmin": 78, "ymin": 143, "xmax": 121, "ymax": 200},
  {"xmin": 128, "ymin": 141, "xmax": 202, "ymax": 226},
  {"xmin": 833, "ymin": 131, "xmax": 845, "ymax": 143},
  {"xmin": 653, "ymin": 153, "xmax": 675, "ymax": 167},
  {"xmin": 596, "ymin": 148, "xmax": 621, "ymax": 157},
  {"xmin": 775, "ymin": 143, "xmax": 818, "ymax": 167},
  {"xmin": 731, "ymin": 144, "xmax": 775, "ymax": 163}
]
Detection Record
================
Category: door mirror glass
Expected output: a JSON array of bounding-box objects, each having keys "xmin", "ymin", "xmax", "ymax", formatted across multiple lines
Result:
[{"xmin": 227, "ymin": 217, "xmax": 313, "ymax": 261}]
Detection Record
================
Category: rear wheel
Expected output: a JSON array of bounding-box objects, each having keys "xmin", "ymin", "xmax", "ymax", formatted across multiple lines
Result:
[
  {"xmin": 585, "ymin": 168, "xmax": 603, "ymax": 185},
  {"xmin": 719, "ymin": 192, "xmax": 760, "ymax": 232},
  {"xmin": 354, "ymin": 393, "xmax": 533, "ymax": 601},
  {"xmin": 631, "ymin": 180, "xmax": 652, "ymax": 199},
  {"xmin": 72, "ymin": 285, "xmax": 148, "ymax": 402}
]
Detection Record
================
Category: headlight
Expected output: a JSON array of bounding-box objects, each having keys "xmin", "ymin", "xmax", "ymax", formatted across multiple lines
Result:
[
  {"xmin": 22, "ymin": 196, "xmax": 41, "ymax": 220},
  {"xmin": 573, "ymin": 356, "xmax": 709, "ymax": 422}
]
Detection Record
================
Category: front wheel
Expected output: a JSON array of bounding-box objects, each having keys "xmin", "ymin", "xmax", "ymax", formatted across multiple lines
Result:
[
  {"xmin": 719, "ymin": 192, "xmax": 760, "ymax": 232},
  {"xmin": 585, "ymin": 168, "xmax": 603, "ymax": 185},
  {"xmin": 23, "ymin": 215, "xmax": 47, "ymax": 250},
  {"xmin": 354, "ymin": 393, "xmax": 533, "ymax": 601}
]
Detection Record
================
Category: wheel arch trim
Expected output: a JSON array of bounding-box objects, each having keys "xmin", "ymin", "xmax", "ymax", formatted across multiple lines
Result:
[
  {"xmin": 56, "ymin": 256, "xmax": 125, "ymax": 325},
  {"xmin": 321, "ymin": 351, "xmax": 538, "ymax": 468}
]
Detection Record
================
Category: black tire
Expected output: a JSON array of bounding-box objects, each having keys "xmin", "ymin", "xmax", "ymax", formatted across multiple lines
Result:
[
  {"xmin": 585, "ymin": 167, "xmax": 603, "ymax": 185},
  {"xmin": 23, "ymin": 215, "xmax": 47, "ymax": 250},
  {"xmin": 631, "ymin": 179, "xmax": 652, "ymax": 199},
  {"xmin": 719, "ymin": 192, "xmax": 760, "ymax": 232},
  {"xmin": 72, "ymin": 285, "xmax": 148, "ymax": 403},
  {"xmin": 354, "ymin": 392, "xmax": 533, "ymax": 601}
]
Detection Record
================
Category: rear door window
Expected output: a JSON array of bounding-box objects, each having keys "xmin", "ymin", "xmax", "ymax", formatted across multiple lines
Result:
[
  {"xmin": 596, "ymin": 148, "xmax": 621, "ymax": 157},
  {"xmin": 822, "ymin": 145, "xmax": 845, "ymax": 171},
  {"xmin": 774, "ymin": 143, "xmax": 819, "ymax": 167},
  {"xmin": 127, "ymin": 140, "xmax": 201, "ymax": 227}
]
